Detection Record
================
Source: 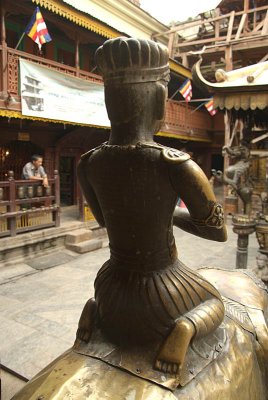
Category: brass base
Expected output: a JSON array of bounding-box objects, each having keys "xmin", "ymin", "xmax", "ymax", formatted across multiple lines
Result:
[{"xmin": 12, "ymin": 267, "xmax": 268, "ymax": 400}]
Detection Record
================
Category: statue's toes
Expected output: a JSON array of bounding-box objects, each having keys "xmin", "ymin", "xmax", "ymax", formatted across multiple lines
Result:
[
  {"xmin": 154, "ymin": 359, "xmax": 179, "ymax": 375},
  {"xmin": 76, "ymin": 328, "xmax": 90, "ymax": 343}
]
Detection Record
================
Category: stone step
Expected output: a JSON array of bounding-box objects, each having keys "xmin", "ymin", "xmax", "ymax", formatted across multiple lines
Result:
[
  {"xmin": 65, "ymin": 229, "xmax": 93, "ymax": 244},
  {"xmin": 66, "ymin": 238, "xmax": 104, "ymax": 254},
  {"xmin": 91, "ymin": 227, "xmax": 107, "ymax": 238}
]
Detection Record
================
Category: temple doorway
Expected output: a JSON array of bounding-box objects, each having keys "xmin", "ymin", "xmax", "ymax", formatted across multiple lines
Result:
[
  {"xmin": 211, "ymin": 154, "xmax": 224, "ymax": 173},
  {"xmin": 59, "ymin": 156, "xmax": 76, "ymax": 206}
]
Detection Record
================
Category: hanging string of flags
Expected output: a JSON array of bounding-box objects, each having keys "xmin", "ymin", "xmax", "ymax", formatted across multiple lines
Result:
[
  {"xmin": 15, "ymin": 7, "xmax": 52, "ymax": 51},
  {"xmin": 176, "ymin": 79, "xmax": 217, "ymax": 116}
]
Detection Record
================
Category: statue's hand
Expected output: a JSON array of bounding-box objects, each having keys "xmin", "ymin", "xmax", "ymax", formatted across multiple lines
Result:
[{"xmin": 154, "ymin": 318, "xmax": 195, "ymax": 375}]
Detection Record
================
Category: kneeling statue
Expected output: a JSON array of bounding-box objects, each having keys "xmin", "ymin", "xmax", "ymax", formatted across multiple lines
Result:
[{"xmin": 13, "ymin": 38, "xmax": 268, "ymax": 400}]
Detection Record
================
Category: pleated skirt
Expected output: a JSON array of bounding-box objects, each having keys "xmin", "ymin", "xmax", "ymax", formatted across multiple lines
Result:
[{"xmin": 94, "ymin": 259, "xmax": 221, "ymax": 345}]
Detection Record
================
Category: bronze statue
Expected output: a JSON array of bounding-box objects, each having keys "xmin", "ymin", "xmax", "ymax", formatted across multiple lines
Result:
[
  {"xmin": 254, "ymin": 195, "xmax": 268, "ymax": 287},
  {"xmin": 77, "ymin": 38, "xmax": 227, "ymax": 374},
  {"xmin": 12, "ymin": 38, "xmax": 268, "ymax": 400},
  {"xmin": 212, "ymin": 141, "xmax": 253, "ymax": 214}
]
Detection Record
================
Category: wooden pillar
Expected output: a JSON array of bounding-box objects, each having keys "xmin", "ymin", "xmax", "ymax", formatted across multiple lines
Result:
[
  {"xmin": 243, "ymin": 0, "xmax": 249, "ymax": 33},
  {"xmin": 181, "ymin": 53, "xmax": 189, "ymax": 68},
  {"xmin": 223, "ymin": 110, "xmax": 230, "ymax": 202},
  {"xmin": 54, "ymin": 169, "xmax": 60, "ymax": 227},
  {"xmin": 0, "ymin": 0, "xmax": 7, "ymax": 94},
  {"xmin": 8, "ymin": 170, "xmax": 16, "ymax": 236},
  {"xmin": 225, "ymin": 45, "xmax": 233, "ymax": 71},
  {"xmin": 0, "ymin": 0, "xmax": 6, "ymax": 44},
  {"xmin": 214, "ymin": 8, "xmax": 220, "ymax": 41},
  {"xmin": 75, "ymin": 34, "xmax": 80, "ymax": 77},
  {"xmin": 167, "ymin": 29, "xmax": 175, "ymax": 58}
]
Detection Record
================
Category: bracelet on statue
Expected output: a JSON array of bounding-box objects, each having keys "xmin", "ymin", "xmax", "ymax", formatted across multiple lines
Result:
[{"xmin": 192, "ymin": 203, "xmax": 225, "ymax": 229}]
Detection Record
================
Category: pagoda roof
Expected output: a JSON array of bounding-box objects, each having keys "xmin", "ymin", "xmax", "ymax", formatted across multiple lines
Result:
[{"xmin": 193, "ymin": 60, "xmax": 268, "ymax": 110}]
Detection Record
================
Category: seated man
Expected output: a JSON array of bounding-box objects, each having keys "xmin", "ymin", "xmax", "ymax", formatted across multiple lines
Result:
[{"xmin": 22, "ymin": 154, "xmax": 48, "ymax": 187}]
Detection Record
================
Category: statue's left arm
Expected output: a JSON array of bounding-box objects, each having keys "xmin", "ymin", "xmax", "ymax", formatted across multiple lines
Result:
[{"xmin": 170, "ymin": 158, "xmax": 227, "ymax": 242}]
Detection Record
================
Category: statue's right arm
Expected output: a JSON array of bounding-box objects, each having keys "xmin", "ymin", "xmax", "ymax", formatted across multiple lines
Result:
[
  {"xmin": 170, "ymin": 159, "xmax": 227, "ymax": 242},
  {"xmin": 77, "ymin": 159, "xmax": 105, "ymax": 227}
]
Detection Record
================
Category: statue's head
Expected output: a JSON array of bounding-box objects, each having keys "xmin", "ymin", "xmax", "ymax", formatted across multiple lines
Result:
[
  {"xmin": 95, "ymin": 37, "xmax": 170, "ymax": 130},
  {"xmin": 222, "ymin": 143, "xmax": 250, "ymax": 160}
]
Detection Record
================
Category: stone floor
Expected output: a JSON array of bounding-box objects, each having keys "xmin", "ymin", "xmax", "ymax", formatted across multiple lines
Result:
[{"xmin": 0, "ymin": 217, "xmax": 260, "ymax": 399}]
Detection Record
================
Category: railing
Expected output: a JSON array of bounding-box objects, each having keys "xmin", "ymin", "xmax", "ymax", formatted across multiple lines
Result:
[
  {"xmin": 0, "ymin": 170, "xmax": 60, "ymax": 237},
  {"xmin": 164, "ymin": 100, "xmax": 213, "ymax": 141},
  {"xmin": 0, "ymin": 45, "xmax": 103, "ymax": 97},
  {"xmin": 156, "ymin": 5, "xmax": 268, "ymax": 60}
]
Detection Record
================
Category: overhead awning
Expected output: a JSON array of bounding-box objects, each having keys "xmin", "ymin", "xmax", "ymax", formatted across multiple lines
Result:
[
  {"xmin": 32, "ymin": 0, "xmax": 119, "ymax": 38},
  {"xmin": 31, "ymin": 0, "xmax": 191, "ymax": 79},
  {"xmin": 215, "ymin": 92, "xmax": 268, "ymax": 110},
  {"xmin": 0, "ymin": 109, "xmax": 110, "ymax": 129}
]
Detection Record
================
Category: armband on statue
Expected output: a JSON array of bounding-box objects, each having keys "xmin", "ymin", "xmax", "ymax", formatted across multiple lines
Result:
[{"xmin": 192, "ymin": 203, "xmax": 225, "ymax": 229}]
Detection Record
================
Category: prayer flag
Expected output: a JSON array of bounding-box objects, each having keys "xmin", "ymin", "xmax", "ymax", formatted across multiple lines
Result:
[
  {"xmin": 178, "ymin": 79, "xmax": 192, "ymax": 102},
  {"xmin": 25, "ymin": 7, "xmax": 52, "ymax": 50},
  {"xmin": 204, "ymin": 98, "xmax": 217, "ymax": 116}
]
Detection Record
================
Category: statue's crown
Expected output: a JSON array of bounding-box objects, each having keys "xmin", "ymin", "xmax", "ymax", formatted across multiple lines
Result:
[{"xmin": 95, "ymin": 37, "xmax": 170, "ymax": 85}]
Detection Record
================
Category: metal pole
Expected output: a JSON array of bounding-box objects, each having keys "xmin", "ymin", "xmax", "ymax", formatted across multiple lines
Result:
[
  {"xmin": 172, "ymin": 95, "xmax": 211, "ymax": 103},
  {"xmin": 190, "ymin": 102, "xmax": 206, "ymax": 114},
  {"xmin": 15, "ymin": 32, "xmax": 25, "ymax": 50}
]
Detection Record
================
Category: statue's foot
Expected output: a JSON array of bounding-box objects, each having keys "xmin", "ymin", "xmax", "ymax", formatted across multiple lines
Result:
[
  {"xmin": 75, "ymin": 298, "xmax": 97, "ymax": 344},
  {"xmin": 154, "ymin": 318, "xmax": 195, "ymax": 375}
]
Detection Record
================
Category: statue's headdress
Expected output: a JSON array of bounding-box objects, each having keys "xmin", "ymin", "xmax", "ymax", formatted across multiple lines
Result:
[{"xmin": 95, "ymin": 37, "xmax": 170, "ymax": 85}]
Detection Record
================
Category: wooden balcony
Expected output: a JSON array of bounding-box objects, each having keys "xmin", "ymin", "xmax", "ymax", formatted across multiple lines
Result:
[
  {"xmin": 163, "ymin": 100, "xmax": 213, "ymax": 142},
  {"xmin": 0, "ymin": 45, "xmax": 102, "ymax": 106},
  {"xmin": 0, "ymin": 46, "xmax": 215, "ymax": 142}
]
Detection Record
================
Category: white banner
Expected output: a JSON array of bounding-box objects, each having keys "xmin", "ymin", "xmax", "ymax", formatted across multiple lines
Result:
[{"xmin": 19, "ymin": 59, "xmax": 110, "ymax": 127}]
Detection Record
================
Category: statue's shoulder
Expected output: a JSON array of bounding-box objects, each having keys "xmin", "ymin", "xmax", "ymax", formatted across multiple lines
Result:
[
  {"xmin": 139, "ymin": 142, "xmax": 190, "ymax": 164},
  {"xmin": 80, "ymin": 142, "xmax": 108, "ymax": 161}
]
